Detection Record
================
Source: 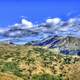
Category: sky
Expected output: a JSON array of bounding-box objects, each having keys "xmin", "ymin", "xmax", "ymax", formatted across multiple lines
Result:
[{"xmin": 0, "ymin": 0, "xmax": 80, "ymax": 27}]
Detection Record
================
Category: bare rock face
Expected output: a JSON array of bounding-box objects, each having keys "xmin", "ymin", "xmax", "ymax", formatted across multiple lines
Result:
[
  {"xmin": 57, "ymin": 36, "xmax": 80, "ymax": 50},
  {"xmin": 34, "ymin": 36, "xmax": 80, "ymax": 55}
]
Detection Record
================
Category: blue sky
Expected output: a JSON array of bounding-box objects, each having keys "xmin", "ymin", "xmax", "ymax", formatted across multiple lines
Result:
[{"xmin": 0, "ymin": 0, "xmax": 80, "ymax": 26}]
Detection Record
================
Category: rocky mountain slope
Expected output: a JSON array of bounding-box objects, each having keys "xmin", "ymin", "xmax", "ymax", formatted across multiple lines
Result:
[{"xmin": 31, "ymin": 36, "xmax": 80, "ymax": 55}]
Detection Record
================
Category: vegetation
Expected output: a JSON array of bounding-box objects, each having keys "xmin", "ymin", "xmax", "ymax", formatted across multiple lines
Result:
[
  {"xmin": 32, "ymin": 74, "xmax": 63, "ymax": 80},
  {"xmin": 0, "ymin": 44, "xmax": 80, "ymax": 80}
]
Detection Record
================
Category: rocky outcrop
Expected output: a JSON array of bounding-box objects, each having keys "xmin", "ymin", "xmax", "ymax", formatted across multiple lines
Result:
[{"xmin": 34, "ymin": 36, "xmax": 80, "ymax": 55}]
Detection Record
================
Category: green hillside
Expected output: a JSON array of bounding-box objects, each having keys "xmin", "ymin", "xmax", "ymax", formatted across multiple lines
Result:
[{"xmin": 0, "ymin": 44, "xmax": 80, "ymax": 80}]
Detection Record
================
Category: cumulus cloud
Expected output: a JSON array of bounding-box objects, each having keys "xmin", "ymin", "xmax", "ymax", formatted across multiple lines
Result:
[
  {"xmin": 59, "ymin": 27, "xmax": 69, "ymax": 31},
  {"xmin": 68, "ymin": 18, "xmax": 76, "ymax": 23},
  {"xmin": 46, "ymin": 18, "xmax": 61, "ymax": 25},
  {"xmin": 21, "ymin": 19, "xmax": 33, "ymax": 28},
  {"xmin": 14, "ymin": 23, "xmax": 20, "ymax": 26},
  {"xmin": 9, "ymin": 31, "xmax": 21, "ymax": 37},
  {"xmin": 0, "ymin": 29, "xmax": 5, "ymax": 33},
  {"xmin": 0, "ymin": 38, "xmax": 11, "ymax": 42},
  {"xmin": 0, "ymin": 28, "xmax": 9, "ymax": 33}
]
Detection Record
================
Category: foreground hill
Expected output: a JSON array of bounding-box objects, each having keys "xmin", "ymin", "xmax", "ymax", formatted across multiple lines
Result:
[{"xmin": 0, "ymin": 44, "xmax": 80, "ymax": 80}]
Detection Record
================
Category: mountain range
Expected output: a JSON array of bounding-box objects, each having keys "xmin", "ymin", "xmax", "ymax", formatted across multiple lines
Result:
[{"xmin": 0, "ymin": 17, "xmax": 80, "ymax": 55}]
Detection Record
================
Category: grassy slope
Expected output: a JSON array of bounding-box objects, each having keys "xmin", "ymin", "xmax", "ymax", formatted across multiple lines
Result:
[{"xmin": 0, "ymin": 44, "xmax": 80, "ymax": 80}]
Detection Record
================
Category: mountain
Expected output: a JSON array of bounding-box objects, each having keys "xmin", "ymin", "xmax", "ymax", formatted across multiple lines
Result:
[
  {"xmin": 0, "ymin": 18, "xmax": 80, "ymax": 80},
  {"xmin": 0, "ymin": 17, "xmax": 80, "ymax": 47},
  {"xmin": 33, "ymin": 36, "xmax": 80, "ymax": 55}
]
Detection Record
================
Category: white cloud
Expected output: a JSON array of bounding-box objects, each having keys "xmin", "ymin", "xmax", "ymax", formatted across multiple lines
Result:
[
  {"xmin": 9, "ymin": 32, "xmax": 16, "ymax": 36},
  {"xmin": 9, "ymin": 31, "xmax": 21, "ymax": 36},
  {"xmin": 59, "ymin": 27, "xmax": 69, "ymax": 31},
  {"xmin": 0, "ymin": 38, "xmax": 11, "ymax": 41},
  {"xmin": 68, "ymin": 18, "xmax": 76, "ymax": 23},
  {"xmin": 46, "ymin": 18, "xmax": 61, "ymax": 25},
  {"xmin": 21, "ymin": 19, "xmax": 33, "ymax": 28},
  {"xmin": 14, "ymin": 23, "xmax": 19, "ymax": 26},
  {"xmin": 68, "ymin": 17, "xmax": 80, "ymax": 24},
  {"xmin": 0, "ymin": 29, "xmax": 6, "ymax": 33}
]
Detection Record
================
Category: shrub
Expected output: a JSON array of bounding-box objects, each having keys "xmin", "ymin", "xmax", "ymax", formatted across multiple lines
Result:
[
  {"xmin": 32, "ymin": 74, "xmax": 63, "ymax": 80},
  {"xmin": 2, "ymin": 62, "xmax": 22, "ymax": 77}
]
